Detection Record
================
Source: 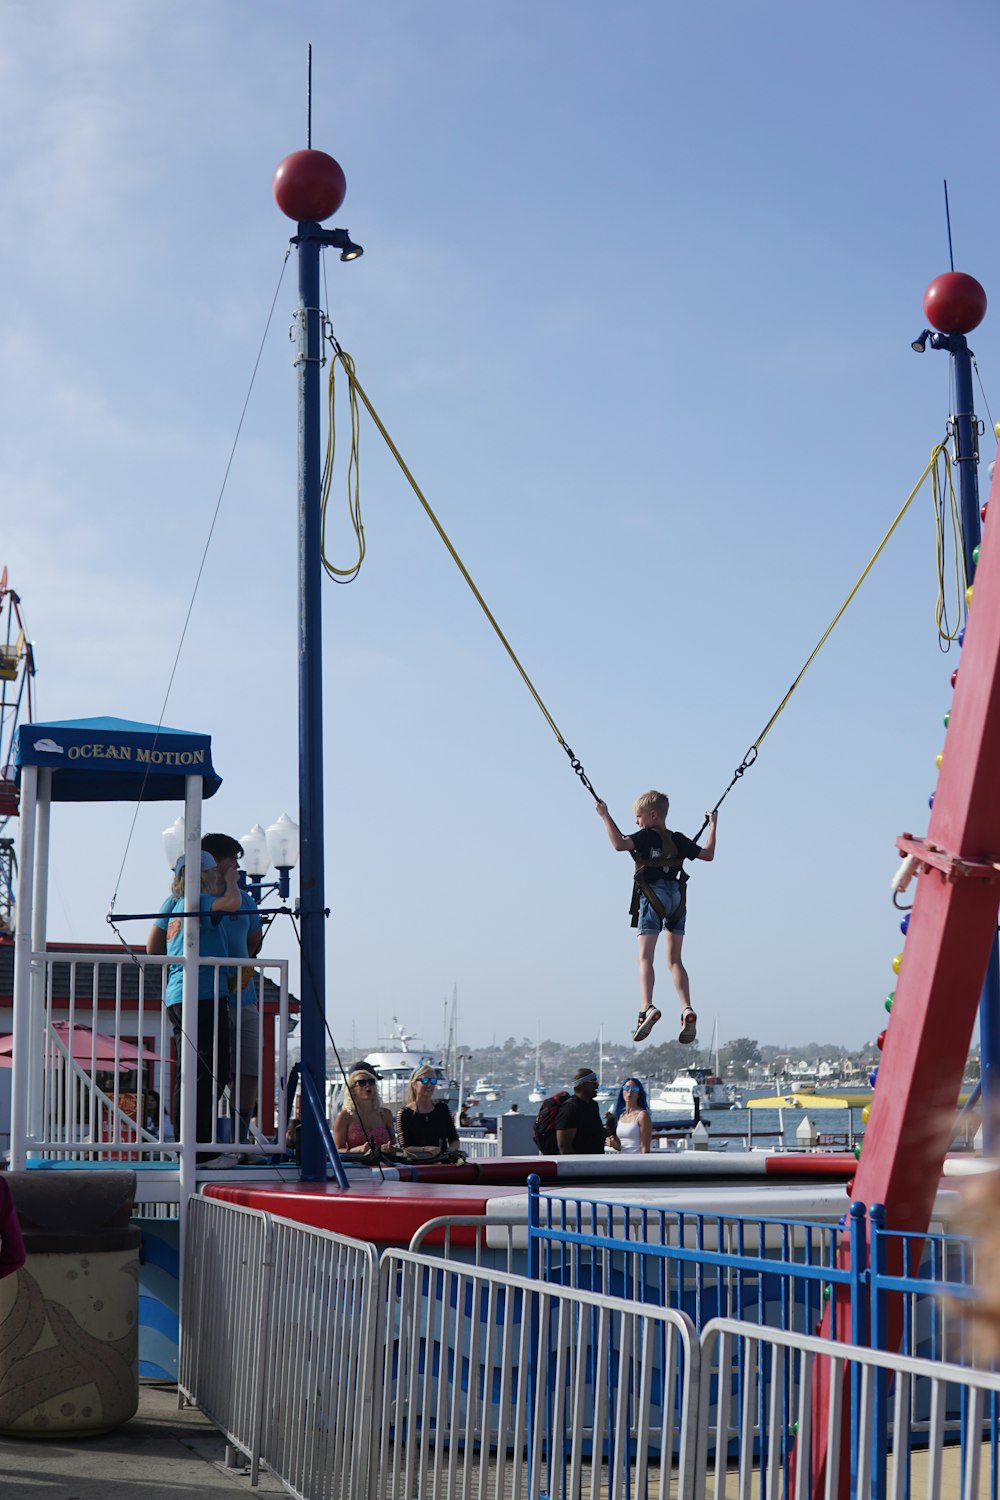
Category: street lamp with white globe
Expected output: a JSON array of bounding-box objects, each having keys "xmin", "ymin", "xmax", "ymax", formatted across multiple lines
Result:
[
  {"xmin": 160, "ymin": 813, "xmax": 300, "ymax": 902},
  {"xmin": 241, "ymin": 815, "xmax": 300, "ymax": 902}
]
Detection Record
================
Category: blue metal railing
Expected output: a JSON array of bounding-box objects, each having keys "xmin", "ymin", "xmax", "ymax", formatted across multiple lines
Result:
[
  {"xmin": 527, "ymin": 1178, "xmax": 866, "ymax": 1340},
  {"xmin": 526, "ymin": 1180, "xmax": 988, "ymax": 1350},
  {"xmin": 526, "ymin": 1176, "xmax": 999, "ymax": 1496}
]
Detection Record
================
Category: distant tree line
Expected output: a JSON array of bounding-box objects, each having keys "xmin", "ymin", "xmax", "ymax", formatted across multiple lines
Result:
[{"xmin": 324, "ymin": 1031, "xmax": 979, "ymax": 1087}]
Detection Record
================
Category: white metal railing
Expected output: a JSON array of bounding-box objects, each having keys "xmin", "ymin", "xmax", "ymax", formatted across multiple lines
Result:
[
  {"xmin": 180, "ymin": 1197, "xmax": 273, "ymax": 1484},
  {"xmin": 23, "ymin": 950, "xmax": 290, "ymax": 1162},
  {"xmin": 182, "ymin": 1196, "xmax": 700, "ymax": 1499},
  {"xmin": 457, "ymin": 1130, "xmax": 500, "ymax": 1159},
  {"xmin": 260, "ymin": 1215, "xmax": 380, "ymax": 1498},
  {"xmin": 375, "ymin": 1249, "xmax": 700, "ymax": 1500},
  {"xmin": 407, "ymin": 1212, "xmax": 521, "ymax": 1271},
  {"xmin": 181, "ymin": 1194, "xmax": 380, "ymax": 1498},
  {"xmin": 697, "ymin": 1315, "xmax": 1000, "ymax": 1500}
]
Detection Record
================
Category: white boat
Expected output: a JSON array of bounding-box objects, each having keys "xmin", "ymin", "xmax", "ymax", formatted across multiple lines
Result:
[
  {"xmin": 474, "ymin": 1075, "xmax": 500, "ymax": 1102},
  {"xmin": 648, "ymin": 1068, "xmax": 730, "ymax": 1119},
  {"xmin": 329, "ymin": 1018, "xmax": 456, "ymax": 1114},
  {"xmin": 701, "ymin": 1074, "xmax": 734, "ymax": 1110},
  {"xmin": 703, "ymin": 1018, "xmax": 734, "ymax": 1109}
]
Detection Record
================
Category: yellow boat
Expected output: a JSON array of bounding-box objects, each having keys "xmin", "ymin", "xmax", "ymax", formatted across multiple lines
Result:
[{"xmin": 747, "ymin": 1092, "xmax": 873, "ymax": 1110}]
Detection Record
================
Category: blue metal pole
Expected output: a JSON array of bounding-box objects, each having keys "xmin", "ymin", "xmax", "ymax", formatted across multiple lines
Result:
[
  {"xmin": 295, "ymin": 219, "xmax": 328, "ymax": 1182},
  {"xmin": 847, "ymin": 1201, "xmax": 867, "ymax": 1498},
  {"xmin": 951, "ymin": 338, "xmax": 1000, "ymax": 1146},
  {"xmin": 867, "ymin": 1203, "xmax": 888, "ymax": 1499},
  {"xmin": 299, "ymin": 1064, "xmax": 350, "ymax": 1188}
]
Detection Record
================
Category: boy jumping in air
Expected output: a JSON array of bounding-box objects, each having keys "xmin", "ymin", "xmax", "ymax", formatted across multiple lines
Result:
[{"xmin": 596, "ymin": 791, "xmax": 717, "ymax": 1044}]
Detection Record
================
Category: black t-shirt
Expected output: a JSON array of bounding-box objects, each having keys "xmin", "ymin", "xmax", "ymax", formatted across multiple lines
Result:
[
  {"xmin": 553, "ymin": 1094, "xmax": 607, "ymax": 1153},
  {"xmin": 630, "ymin": 826, "xmax": 701, "ymax": 884},
  {"xmin": 398, "ymin": 1100, "xmax": 459, "ymax": 1148}
]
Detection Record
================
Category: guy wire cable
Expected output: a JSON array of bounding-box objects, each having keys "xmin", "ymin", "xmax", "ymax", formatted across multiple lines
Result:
[{"xmin": 107, "ymin": 249, "xmax": 291, "ymax": 938}]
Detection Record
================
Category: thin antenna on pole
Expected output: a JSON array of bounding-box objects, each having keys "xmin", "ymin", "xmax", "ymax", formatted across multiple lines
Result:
[
  {"xmin": 943, "ymin": 178, "xmax": 955, "ymax": 271},
  {"xmin": 307, "ymin": 44, "xmax": 313, "ymax": 149}
]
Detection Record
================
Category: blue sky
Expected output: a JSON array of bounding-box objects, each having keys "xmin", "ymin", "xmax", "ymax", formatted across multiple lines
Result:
[{"xmin": 1, "ymin": 0, "xmax": 998, "ymax": 1053}]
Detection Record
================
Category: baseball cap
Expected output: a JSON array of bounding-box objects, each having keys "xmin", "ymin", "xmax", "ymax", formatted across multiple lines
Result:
[{"xmin": 175, "ymin": 851, "xmax": 218, "ymax": 876}]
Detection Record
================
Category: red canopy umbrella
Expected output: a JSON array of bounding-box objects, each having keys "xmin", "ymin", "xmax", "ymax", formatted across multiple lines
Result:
[{"xmin": 0, "ymin": 1022, "xmax": 159, "ymax": 1065}]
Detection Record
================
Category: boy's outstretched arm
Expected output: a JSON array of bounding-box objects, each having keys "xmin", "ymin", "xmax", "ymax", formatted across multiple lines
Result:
[
  {"xmin": 595, "ymin": 800, "xmax": 635, "ymax": 853},
  {"xmin": 697, "ymin": 809, "xmax": 718, "ymax": 862}
]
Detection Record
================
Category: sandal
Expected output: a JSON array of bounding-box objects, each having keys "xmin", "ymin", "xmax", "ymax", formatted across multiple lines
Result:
[
  {"xmin": 632, "ymin": 1007, "xmax": 661, "ymax": 1042},
  {"xmin": 678, "ymin": 1008, "xmax": 698, "ymax": 1044}
]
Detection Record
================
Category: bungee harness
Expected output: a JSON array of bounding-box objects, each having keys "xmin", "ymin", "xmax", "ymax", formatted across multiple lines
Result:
[{"xmin": 628, "ymin": 830, "xmax": 688, "ymax": 930}]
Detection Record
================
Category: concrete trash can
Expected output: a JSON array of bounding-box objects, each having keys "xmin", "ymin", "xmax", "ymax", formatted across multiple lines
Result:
[{"xmin": 0, "ymin": 1170, "xmax": 140, "ymax": 1436}]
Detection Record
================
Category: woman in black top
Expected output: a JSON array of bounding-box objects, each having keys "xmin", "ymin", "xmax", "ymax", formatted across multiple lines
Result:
[{"xmin": 397, "ymin": 1065, "xmax": 460, "ymax": 1155}]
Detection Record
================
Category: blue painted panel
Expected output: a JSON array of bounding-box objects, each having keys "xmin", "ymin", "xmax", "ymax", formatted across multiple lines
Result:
[{"xmin": 137, "ymin": 1220, "xmax": 179, "ymax": 1381}]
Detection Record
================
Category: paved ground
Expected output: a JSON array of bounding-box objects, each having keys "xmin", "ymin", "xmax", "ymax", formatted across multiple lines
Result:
[
  {"xmin": 0, "ymin": 1382, "xmax": 287, "ymax": 1499},
  {"xmin": 0, "ymin": 1382, "xmax": 978, "ymax": 1499}
]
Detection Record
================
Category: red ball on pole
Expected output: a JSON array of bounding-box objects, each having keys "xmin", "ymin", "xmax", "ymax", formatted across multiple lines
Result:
[
  {"xmin": 273, "ymin": 150, "xmax": 347, "ymax": 223},
  {"xmin": 923, "ymin": 272, "xmax": 988, "ymax": 335}
]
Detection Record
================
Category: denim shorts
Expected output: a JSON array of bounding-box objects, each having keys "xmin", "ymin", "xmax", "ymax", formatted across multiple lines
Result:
[{"xmin": 637, "ymin": 879, "xmax": 686, "ymax": 935}]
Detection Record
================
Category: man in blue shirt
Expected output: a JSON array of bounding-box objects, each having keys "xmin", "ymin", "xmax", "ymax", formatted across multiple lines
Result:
[{"xmin": 202, "ymin": 833, "xmax": 264, "ymax": 1145}]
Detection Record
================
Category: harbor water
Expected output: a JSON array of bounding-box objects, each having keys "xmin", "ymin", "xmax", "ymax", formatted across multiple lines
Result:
[{"xmin": 475, "ymin": 1084, "xmax": 868, "ymax": 1152}]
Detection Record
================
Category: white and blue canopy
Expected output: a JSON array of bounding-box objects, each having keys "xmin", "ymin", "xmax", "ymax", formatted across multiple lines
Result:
[{"xmin": 14, "ymin": 716, "xmax": 222, "ymax": 802}]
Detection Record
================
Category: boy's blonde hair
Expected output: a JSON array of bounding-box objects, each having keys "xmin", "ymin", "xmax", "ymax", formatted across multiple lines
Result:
[{"xmin": 633, "ymin": 790, "xmax": 670, "ymax": 817}]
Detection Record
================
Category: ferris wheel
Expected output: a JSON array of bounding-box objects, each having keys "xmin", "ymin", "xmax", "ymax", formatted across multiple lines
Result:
[{"xmin": 0, "ymin": 569, "xmax": 35, "ymax": 931}]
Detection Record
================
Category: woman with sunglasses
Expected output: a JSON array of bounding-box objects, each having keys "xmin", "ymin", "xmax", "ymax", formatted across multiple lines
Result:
[
  {"xmin": 607, "ymin": 1077, "xmax": 652, "ymax": 1154},
  {"xmin": 397, "ymin": 1065, "xmax": 460, "ymax": 1156},
  {"xmin": 332, "ymin": 1069, "xmax": 396, "ymax": 1158}
]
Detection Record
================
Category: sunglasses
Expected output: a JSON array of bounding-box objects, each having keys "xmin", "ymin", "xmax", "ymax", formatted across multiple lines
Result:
[
  {"xmin": 417, "ymin": 1076, "xmax": 438, "ymax": 1086},
  {"xmin": 353, "ymin": 1079, "xmax": 376, "ymax": 1088},
  {"xmin": 623, "ymin": 1082, "xmax": 640, "ymax": 1091}
]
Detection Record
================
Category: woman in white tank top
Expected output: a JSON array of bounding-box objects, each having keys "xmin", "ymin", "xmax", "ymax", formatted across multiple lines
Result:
[{"xmin": 608, "ymin": 1077, "xmax": 652, "ymax": 1154}]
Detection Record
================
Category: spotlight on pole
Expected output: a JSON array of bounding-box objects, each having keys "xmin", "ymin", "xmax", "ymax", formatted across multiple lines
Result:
[
  {"xmin": 329, "ymin": 228, "xmax": 364, "ymax": 262},
  {"xmin": 911, "ymin": 329, "xmax": 930, "ymax": 354}
]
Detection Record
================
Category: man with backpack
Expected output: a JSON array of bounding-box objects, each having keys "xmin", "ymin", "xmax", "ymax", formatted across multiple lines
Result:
[{"xmin": 534, "ymin": 1068, "xmax": 607, "ymax": 1155}]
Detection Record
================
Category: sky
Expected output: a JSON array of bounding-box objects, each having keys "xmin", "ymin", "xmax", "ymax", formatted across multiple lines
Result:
[{"xmin": 0, "ymin": 0, "xmax": 998, "ymax": 1055}]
